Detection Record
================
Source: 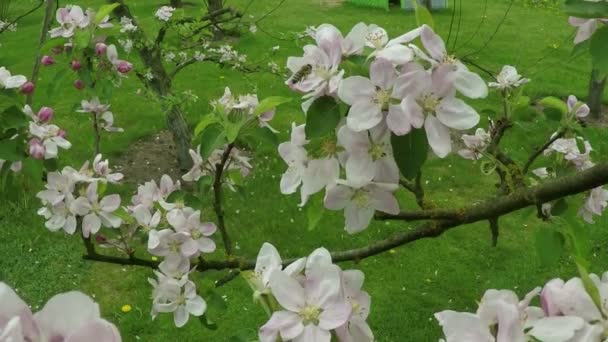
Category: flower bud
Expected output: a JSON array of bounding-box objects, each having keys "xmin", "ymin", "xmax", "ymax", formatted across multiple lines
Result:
[
  {"xmin": 41, "ymin": 55, "xmax": 55, "ymax": 66},
  {"xmin": 28, "ymin": 139, "xmax": 45, "ymax": 159},
  {"xmin": 116, "ymin": 60, "xmax": 133, "ymax": 74},
  {"xmin": 20, "ymin": 82, "xmax": 35, "ymax": 94},
  {"xmin": 95, "ymin": 234, "xmax": 107, "ymax": 244},
  {"xmin": 74, "ymin": 79, "xmax": 85, "ymax": 90},
  {"xmin": 37, "ymin": 107, "xmax": 54, "ymax": 123},
  {"xmin": 71, "ymin": 60, "xmax": 82, "ymax": 71},
  {"xmin": 95, "ymin": 42, "xmax": 107, "ymax": 56}
]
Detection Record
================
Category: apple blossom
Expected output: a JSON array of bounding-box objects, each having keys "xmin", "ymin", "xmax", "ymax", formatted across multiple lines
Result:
[
  {"xmin": 392, "ymin": 63, "xmax": 479, "ymax": 157},
  {"xmin": 95, "ymin": 42, "xmax": 107, "ymax": 56},
  {"xmin": 567, "ymin": 95, "xmax": 590, "ymax": 119},
  {"xmin": 324, "ymin": 179, "xmax": 399, "ymax": 233},
  {"xmin": 0, "ymin": 282, "xmax": 121, "ymax": 341},
  {"xmin": 579, "ymin": 186, "xmax": 608, "ymax": 224},
  {"xmin": 78, "ymin": 97, "xmax": 123, "ymax": 132},
  {"xmin": 359, "ymin": 23, "xmax": 422, "ymax": 65},
  {"xmin": 49, "ymin": 5, "xmax": 89, "ymax": 38},
  {"xmin": 120, "ymin": 16, "xmax": 138, "ymax": 33},
  {"xmin": 458, "ymin": 127, "xmax": 491, "ymax": 160},
  {"xmin": 106, "ymin": 44, "xmax": 133, "ymax": 75},
  {"xmin": 334, "ymin": 270, "xmax": 374, "ymax": 342},
  {"xmin": 37, "ymin": 106, "xmax": 54, "ymax": 123},
  {"xmin": 155, "ymin": 6, "xmax": 175, "ymax": 22},
  {"xmin": 488, "ymin": 65, "xmax": 530, "ymax": 90},
  {"xmin": 28, "ymin": 121, "xmax": 72, "ymax": 159},
  {"xmin": 28, "ymin": 138, "xmax": 45, "ymax": 159},
  {"xmin": 152, "ymin": 279, "xmax": 206, "ymax": 328},
  {"xmin": 70, "ymin": 181, "xmax": 122, "ymax": 237},
  {"xmin": 167, "ymin": 208, "xmax": 217, "ymax": 254},
  {"xmin": 337, "ymin": 124, "xmax": 399, "ymax": 186},
  {"xmin": 338, "ymin": 58, "xmax": 407, "ymax": 132},
  {"xmin": 569, "ymin": 17, "xmax": 607, "ymax": 44},
  {"xmin": 74, "ymin": 79, "xmax": 85, "ymax": 90},
  {"xmin": 0, "ymin": 66, "xmax": 27, "ymax": 89},
  {"xmin": 182, "ymin": 144, "xmax": 252, "ymax": 185}
]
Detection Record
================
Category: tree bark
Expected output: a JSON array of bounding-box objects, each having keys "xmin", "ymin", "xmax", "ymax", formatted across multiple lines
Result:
[
  {"xmin": 588, "ymin": 69, "xmax": 607, "ymax": 119},
  {"xmin": 207, "ymin": 0, "xmax": 225, "ymax": 40}
]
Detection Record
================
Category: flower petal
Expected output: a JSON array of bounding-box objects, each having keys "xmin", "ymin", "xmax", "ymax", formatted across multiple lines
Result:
[{"xmin": 424, "ymin": 115, "xmax": 452, "ymax": 158}]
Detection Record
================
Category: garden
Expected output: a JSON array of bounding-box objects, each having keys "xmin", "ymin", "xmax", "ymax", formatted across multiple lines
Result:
[{"xmin": 1, "ymin": 0, "xmax": 608, "ymax": 341}]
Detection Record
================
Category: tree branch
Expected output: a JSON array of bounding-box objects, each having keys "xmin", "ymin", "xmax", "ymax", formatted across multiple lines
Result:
[
  {"xmin": 82, "ymin": 162, "xmax": 608, "ymax": 272},
  {"xmin": 0, "ymin": 0, "xmax": 44, "ymax": 35},
  {"xmin": 214, "ymin": 143, "xmax": 235, "ymax": 256},
  {"xmin": 523, "ymin": 129, "xmax": 566, "ymax": 174}
]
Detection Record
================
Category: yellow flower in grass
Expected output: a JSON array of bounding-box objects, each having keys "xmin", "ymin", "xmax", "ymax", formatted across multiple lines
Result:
[{"xmin": 121, "ymin": 304, "xmax": 132, "ymax": 313}]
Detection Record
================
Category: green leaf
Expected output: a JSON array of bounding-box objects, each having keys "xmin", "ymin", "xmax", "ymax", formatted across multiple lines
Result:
[
  {"xmin": 564, "ymin": 0, "xmax": 608, "ymax": 18},
  {"xmin": 46, "ymin": 69, "xmax": 69, "ymax": 99},
  {"xmin": 73, "ymin": 29, "xmax": 91, "ymax": 50},
  {"xmin": 198, "ymin": 314, "xmax": 218, "ymax": 330},
  {"xmin": 41, "ymin": 37, "xmax": 65, "ymax": 53},
  {"xmin": 198, "ymin": 123, "xmax": 227, "ymax": 159},
  {"xmin": 590, "ymin": 26, "xmax": 608, "ymax": 74},
  {"xmin": 305, "ymin": 96, "xmax": 341, "ymax": 138},
  {"xmin": 224, "ymin": 120, "xmax": 245, "ymax": 143},
  {"xmin": 95, "ymin": 4, "xmax": 119, "ymax": 24},
  {"xmin": 0, "ymin": 140, "xmax": 23, "ymax": 161},
  {"xmin": 194, "ymin": 114, "xmax": 218, "ymax": 137},
  {"xmin": 391, "ymin": 129, "xmax": 428, "ymax": 180},
  {"xmin": 21, "ymin": 159, "xmax": 43, "ymax": 186},
  {"xmin": 253, "ymin": 96, "xmax": 291, "ymax": 116},
  {"xmin": 240, "ymin": 126, "xmax": 278, "ymax": 152},
  {"xmin": 551, "ymin": 198, "xmax": 569, "ymax": 216},
  {"xmin": 571, "ymin": 40, "xmax": 590, "ymax": 59},
  {"xmin": 0, "ymin": 105, "xmax": 27, "ymax": 132},
  {"xmin": 539, "ymin": 96, "xmax": 568, "ymax": 121},
  {"xmin": 306, "ymin": 193, "xmax": 325, "ymax": 231},
  {"xmin": 78, "ymin": 68, "xmax": 94, "ymax": 88},
  {"xmin": 576, "ymin": 261, "xmax": 604, "ymax": 314},
  {"xmin": 197, "ymin": 175, "xmax": 213, "ymax": 197},
  {"xmin": 411, "ymin": 0, "xmax": 435, "ymax": 29},
  {"xmin": 534, "ymin": 228, "xmax": 564, "ymax": 267}
]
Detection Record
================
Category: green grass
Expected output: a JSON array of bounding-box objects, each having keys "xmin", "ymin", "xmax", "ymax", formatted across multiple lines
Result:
[{"xmin": 1, "ymin": 0, "xmax": 608, "ymax": 341}]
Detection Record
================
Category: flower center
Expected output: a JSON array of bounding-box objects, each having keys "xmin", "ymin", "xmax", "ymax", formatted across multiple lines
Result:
[
  {"xmin": 418, "ymin": 93, "xmax": 440, "ymax": 114},
  {"xmin": 443, "ymin": 54, "xmax": 457, "ymax": 65},
  {"xmin": 374, "ymin": 88, "xmax": 391, "ymax": 110},
  {"xmin": 191, "ymin": 230, "xmax": 202, "ymax": 240},
  {"xmin": 299, "ymin": 305, "xmax": 322, "ymax": 325},
  {"xmin": 351, "ymin": 299, "xmax": 361, "ymax": 314},
  {"xmin": 369, "ymin": 143, "xmax": 387, "ymax": 161},
  {"xmin": 352, "ymin": 189, "xmax": 370, "ymax": 208},
  {"xmin": 176, "ymin": 293, "xmax": 186, "ymax": 305},
  {"xmin": 367, "ymin": 31, "xmax": 386, "ymax": 49},
  {"xmin": 314, "ymin": 66, "xmax": 333, "ymax": 80},
  {"xmin": 169, "ymin": 241, "xmax": 181, "ymax": 253}
]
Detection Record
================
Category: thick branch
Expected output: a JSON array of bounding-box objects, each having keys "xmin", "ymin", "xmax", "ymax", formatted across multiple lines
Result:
[
  {"xmin": 523, "ymin": 129, "xmax": 565, "ymax": 174},
  {"xmin": 83, "ymin": 162, "xmax": 608, "ymax": 271}
]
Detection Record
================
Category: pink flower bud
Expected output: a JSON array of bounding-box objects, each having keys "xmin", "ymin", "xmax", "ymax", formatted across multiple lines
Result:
[
  {"xmin": 95, "ymin": 42, "xmax": 107, "ymax": 56},
  {"xmin": 20, "ymin": 82, "xmax": 35, "ymax": 94},
  {"xmin": 71, "ymin": 60, "xmax": 82, "ymax": 71},
  {"xmin": 58, "ymin": 129, "xmax": 67, "ymax": 138},
  {"xmin": 41, "ymin": 55, "xmax": 55, "ymax": 66},
  {"xmin": 28, "ymin": 139, "xmax": 45, "ymax": 159},
  {"xmin": 37, "ymin": 107, "xmax": 54, "ymax": 123},
  {"xmin": 116, "ymin": 60, "xmax": 133, "ymax": 74},
  {"xmin": 74, "ymin": 79, "xmax": 85, "ymax": 90}
]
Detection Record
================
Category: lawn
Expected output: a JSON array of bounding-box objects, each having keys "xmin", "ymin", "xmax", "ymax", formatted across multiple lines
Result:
[{"xmin": 1, "ymin": 0, "xmax": 607, "ymax": 341}]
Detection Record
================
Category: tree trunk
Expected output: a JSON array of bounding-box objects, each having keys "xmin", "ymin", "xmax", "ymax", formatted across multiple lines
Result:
[
  {"xmin": 207, "ymin": 0, "xmax": 224, "ymax": 40},
  {"xmin": 166, "ymin": 106, "xmax": 193, "ymax": 171},
  {"xmin": 588, "ymin": 69, "xmax": 607, "ymax": 119}
]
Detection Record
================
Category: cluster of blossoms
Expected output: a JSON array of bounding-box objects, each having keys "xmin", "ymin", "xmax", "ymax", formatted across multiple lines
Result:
[
  {"xmin": 0, "ymin": 282, "xmax": 121, "ymax": 341},
  {"xmin": 568, "ymin": 16, "xmax": 607, "ymax": 44},
  {"xmin": 24, "ymin": 105, "xmax": 71, "ymax": 160},
  {"xmin": 126, "ymin": 174, "xmax": 216, "ymax": 326},
  {"xmin": 155, "ymin": 6, "xmax": 175, "ymax": 22},
  {"xmin": 247, "ymin": 243, "xmax": 373, "ymax": 342},
  {"xmin": 0, "ymin": 20, "xmax": 17, "ymax": 32},
  {"xmin": 119, "ymin": 16, "xmax": 138, "ymax": 33},
  {"xmin": 49, "ymin": 5, "xmax": 112, "ymax": 38},
  {"xmin": 36, "ymin": 155, "xmax": 123, "ymax": 236},
  {"xmin": 77, "ymin": 97, "xmax": 123, "ymax": 132},
  {"xmin": 436, "ymin": 270, "xmax": 608, "ymax": 342},
  {"xmin": 280, "ymin": 23, "xmax": 487, "ymax": 233}
]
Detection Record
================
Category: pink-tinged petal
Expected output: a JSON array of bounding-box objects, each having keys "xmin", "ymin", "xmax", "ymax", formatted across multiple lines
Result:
[
  {"xmin": 324, "ymin": 185, "xmax": 353, "ymax": 210},
  {"xmin": 343, "ymin": 269, "xmax": 365, "ymax": 292},
  {"xmin": 369, "ymin": 185, "xmax": 399, "ymax": 215},
  {"xmin": 0, "ymin": 283, "xmax": 38, "ymax": 340},
  {"xmin": 0, "ymin": 316, "xmax": 25, "ymax": 341},
  {"xmin": 387, "ymin": 26, "xmax": 422, "ymax": 46},
  {"xmin": 436, "ymin": 97, "xmax": 480, "ymax": 130},
  {"xmin": 455, "ymin": 64, "xmax": 488, "ymax": 99},
  {"xmin": 342, "ymin": 22, "xmax": 367, "ymax": 56},
  {"xmin": 567, "ymin": 95, "xmax": 577, "ymax": 111},
  {"xmin": 389, "ymin": 98, "xmax": 424, "ymax": 135},
  {"xmin": 435, "ymin": 310, "xmax": 493, "ymax": 342},
  {"xmin": 376, "ymin": 44, "xmax": 414, "ymax": 65},
  {"xmin": 196, "ymin": 237, "xmax": 216, "ymax": 253},
  {"xmin": 268, "ymin": 270, "xmax": 306, "ymax": 312},
  {"xmin": 180, "ymin": 237, "xmax": 199, "ymax": 257},
  {"xmin": 346, "ymin": 101, "xmax": 382, "ymax": 132},
  {"xmin": 528, "ymin": 316, "xmax": 584, "ymax": 342},
  {"xmin": 106, "ymin": 44, "xmax": 119, "ymax": 63},
  {"xmin": 338, "ymin": 76, "xmax": 374, "ymax": 105},
  {"xmin": 5, "ymin": 75, "xmax": 27, "ymax": 89},
  {"xmin": 570, "ymin": 323, "xmax": 603, "ymax": 342},
  {"xmin": 133, "ymin": 205, "xmax": 151, "ymax": 226},
  {"xmin": 370, "ymin": 58, "xmax": 396, "ymax": 90},
  {"xmin": 344, "ymin": 203, "xmax": 375, "ymax": 234},
  {"xmin": 280, "ymin": 168, "xmax": 302, "ymax": 195},
  {"xmin": 86, "ymin": 181, "xmax": 98, "ymax": 203},
  {"xmin": 305, "ymin": 263, "xmax": 342, "ymax": 308},
  {"xmin": 540, "ymin": 278, "xmax": 564, "ymax": 316},
  {"xmin": 374, "ymin": 156, "xmax": 399, "ymax": 185},
  {"xmin": 577, "ymin": 103, "xmax": 590, "ymax": 118},
  {"xmin": 167, "ymin": 209, "xmax": 187, "ymax": 229},
  {"xmin": 284, "ymin": 258, "xmax": 306, "ymax": 277},
  {"xmin": 82, "ymin": 213, "xmax": 101, "ymax": 237},
  {"xmin": 573, "ymin": 19, "xmax": 598, "ymax": 44},
  {"xmin": 338, "ymin": 125, "xmax": 369, "ymax": 153},
  {"xmin": 421, "ymin": 25, "xmax": 446, "ymax": 61},
  {"xmin": 35, "ymin": 291, "xmax": 100, "ymax": 340},
  {"xmin": 100, "ymin": 194, "xmax": 120, "ymax": 212},
  {"xmin": 346, "ymin": 317, "xmax": 375, "ymax": 341},
  {"xmin": 65, "ymin": 319, "xmax": 121, "ymax": 342},
  {"xmin": 345, "ymin": 153, "xmax": 375, "ymax": 188},
  {"xmin": 393, "ymin": 62, "xmax": 431, "ymax": 98},
  {"xmin": 554, "ymin": 278, "xmax": 602, "ymax": 321},
  {"xmin": 256, "ymin": 243, "xmax": 283, "ymax": 285},
  {"xmin": 185, "ymin": 296, "xmax": 206, "ymax": 316},
  {"xmin": 431, "ymin": 65, "xmax": 457, "ymax": 98},
  {"xmin": 259, "ymin": 311, "xmax": 303, "ymax": 342},
  {"xmin": 99, "ymin": 212, "xmax": 122, "ymax": 228},
  {"xmin": 173, "ymin": 305, "xmax": 189, "ymax": 328},
  {"xmin": 318, "ymin": 299, "xmax": 352, "ymax": 330},
  {"xmin": 569, "ymin": 17, "xmax": 589, "ymax": 27},
  {"xmin": 293, "ymin": 324, "xmax": 331, "ymax": 342},
  {"xmin": 305, "ymin": 248, "xmax": 333, "ymax": 275},
  {"xmin": 425, "ymin": 115, "xmax": 452, "ymax": 158}
]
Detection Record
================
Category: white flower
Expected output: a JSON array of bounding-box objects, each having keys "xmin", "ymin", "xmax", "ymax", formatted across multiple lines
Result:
[
  {"xmin": 49, "ymin": 5, "xmax": 89, "ymax": 38},
  {"xmin": 0, "ymin": 66, "xmax": 27, "ymax": 89},
  {"xmin": 119, "ymin": 16, "xmax": 138, "ymax": 32},
  {"xmin": 147, "ymin": 229, "xmax": 198, "ymax": 269},
  {"xmin": 152, "ymin": 279, "xmax": 206, "ymax": 327},
  {"xmin": 249, "ymin": 24, "xmax": 258, "ymax": 34},
  {"xmin": 488, "ymin": 65, "xmax": 530, "ymax": 90},
  {"xmin": 28, "ymin": 122, "xmax": 72, "ymax": 159},
  {"xmin": 155, "ymin": 6, "xmax": 175, "ymax": 22},
  {"xmin": 69, "ymin": 182, "xmax": 122, "ymax": 237},
  {"xmin": 579, "ymin": 186, "xmax": 608, "ymax": 224},
  {"xmin": 567, "ymin": 95, "xmax": 590, "ymax": 119},
  {"xmin": 458, "ymin": 128, "xmax": 491, "ymax": 160},
  {"xmin": 167, "ymin": 208, "xmax": 216, "ymax": 254}
]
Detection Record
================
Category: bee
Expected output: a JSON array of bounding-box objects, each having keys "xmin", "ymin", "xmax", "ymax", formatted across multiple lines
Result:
[{"xmin": 288, "ymin": 64, "xmax": 313, "ymax": 85}]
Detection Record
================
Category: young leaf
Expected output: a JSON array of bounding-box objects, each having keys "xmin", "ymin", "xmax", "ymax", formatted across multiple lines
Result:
[
  {"xmin": 253, "ymin": 96, "xmax": 291, "ymax": 117},
  {"xmin": 194, "ymin": 114, "xmax": 218, "ymax": 137},
  {"xmin": 46, "ymin": 69, "xmax": 69, "ymax": 98},
  {"xmin": 534, "ymin": 228, "xmax": 564, "ymax": 267},
  {"xmin": 411, "ymin": 0, "xmax": 435, "ymax": 29},
  {"xmin": 73, "ymin": 29, "xmax": 91, "ymax": 50},
  {"xmin": 305, "ymin": 96, "xmax": 341, "ymax": 138},
  {"xmin": 539, "ymin": 96, "xmax": 568, "ymax": 121},
  {"xmin": 0, "ymin": 140, "xmax": 23, "ymax": 161},
  {"xmin": 391, "ymin": 129, "xmax": 428, "ymax": 180},
  {"xmin": 0, "ymin": 105, "xmax": 27, "ymax": 132},
  {"xmin": 590, "ymin": 26, "xmax": 608, "ymax": 74},
  {"xmin": 197, "ymin": 175, "xmax": 213, "ymax": 197},
  {"xmin": 95, "ymin": 4, "xmax": 120, "ymax": 24},
  {"xmin": 199, "ymin": 123, "xmax": 227, "ymax": 159}
]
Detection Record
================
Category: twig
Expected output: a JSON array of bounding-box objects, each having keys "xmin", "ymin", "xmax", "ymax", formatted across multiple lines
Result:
[
  {"xmin": 214, "ymin": 143, "xmax": 235, "ymax": 256},
  {"xmin": 523, "ymin": 130, "xmax": 566, "ymax": 174},
  {"xmin": 92, "ymin": 113, "xmax": 101, "ymax": 156},
  {"xmin": 0, "ymin": 0, "xmax": 44, "ymax": 35},
  {"xmin": 488, "ymin": 217, "xmax": 499, "ymax": 247}
]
